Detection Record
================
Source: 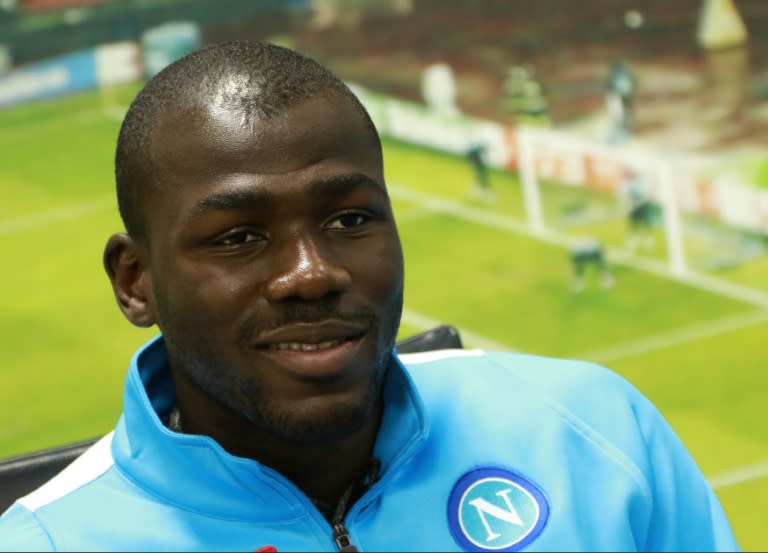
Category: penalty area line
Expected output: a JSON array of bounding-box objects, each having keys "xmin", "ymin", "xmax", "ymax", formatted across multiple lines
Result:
[
  {"xmin": 573, "ymin": 309, "xmax": 768, "ymax": 364},
  {"xmin": 708, "ymin": 459, "xmax": 768, "ymax": 490},
  {"xmin": 389, "ymin": 184, "xmax": 768, "ymax": 310},
  {"xmin": 0, "ymin": 196, "xmax": 114, "ymax": 237},
  {"xmin": 401, "ymin": 308, "xmax": 514, "ymax": 352}
]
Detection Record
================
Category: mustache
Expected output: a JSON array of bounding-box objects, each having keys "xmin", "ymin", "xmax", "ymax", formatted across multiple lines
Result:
[{"xmin": 236, "ymin": 303, "xmax": 378, "ymax": 345}]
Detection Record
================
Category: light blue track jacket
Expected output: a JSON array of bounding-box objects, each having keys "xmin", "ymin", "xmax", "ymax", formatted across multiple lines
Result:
[{"xmin": 0, "ymin": 336, "xmax": 738, "ymax": 551}]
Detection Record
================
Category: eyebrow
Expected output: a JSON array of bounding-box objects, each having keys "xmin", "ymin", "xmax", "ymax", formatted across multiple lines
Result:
[
  {"xmin": 189, "ymin": 188, "xmax": 274, "ymax": 217},
  {"xmin": 187, "ymin": 173, "xmax": 386, "ymax": 218},
  {"xmin": 310, "ymin": 173, "xmax": 386, "ymax": 200}
]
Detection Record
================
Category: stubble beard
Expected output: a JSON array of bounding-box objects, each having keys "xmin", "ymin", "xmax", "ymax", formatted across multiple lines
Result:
[{"xmin": 157, "ymin": 292, "xmax": 403, "ymax": 445}]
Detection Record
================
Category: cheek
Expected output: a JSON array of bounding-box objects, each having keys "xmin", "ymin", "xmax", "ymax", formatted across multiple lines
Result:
[
  {"xmin": 351, "ymin": 236, "xmax": 404, "ymax": 298},
  {"xmin": 152, "ymin": 258, "xmax": 263, "ymax": 326}
]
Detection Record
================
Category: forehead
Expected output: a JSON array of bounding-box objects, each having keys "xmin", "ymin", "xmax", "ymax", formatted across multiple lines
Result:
[
  {"xmin": 147, "ymin": 91, "xmax": 381, "ymax": 182},
  {"xmin": 139, "ymin": 91, "xmax": 384, "ymax": 236}
]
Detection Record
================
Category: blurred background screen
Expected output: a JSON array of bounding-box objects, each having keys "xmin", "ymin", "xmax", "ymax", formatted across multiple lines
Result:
[{"xmin": 0, "ymin": 0, "xmax": 766, "ymax": 548}]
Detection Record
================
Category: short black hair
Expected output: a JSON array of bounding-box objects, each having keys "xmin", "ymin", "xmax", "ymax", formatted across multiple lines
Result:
[{"xmin": 115, "ymin": 40, "xmax": 381, "ymax": 240}]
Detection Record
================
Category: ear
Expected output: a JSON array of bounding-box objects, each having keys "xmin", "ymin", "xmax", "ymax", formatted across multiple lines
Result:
[{"xmin": 103, "ymin": 233, "xmax": 156, "ymax": 328}]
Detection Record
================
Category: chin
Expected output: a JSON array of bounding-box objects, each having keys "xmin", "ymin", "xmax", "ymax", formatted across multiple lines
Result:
[
  {"xmin": 233, "ymin": 342, "xmax": 392, "ymax": 444},
  {"xmin": 168, "ymin": 322, "xmax": 394, "ymax": 444},
  {"xmin": 247, "ymin": 390, "xmax": 379, "ymax": 444}
]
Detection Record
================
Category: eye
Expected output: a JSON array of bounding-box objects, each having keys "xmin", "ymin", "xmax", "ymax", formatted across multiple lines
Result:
[
  {"xmin": 213, "ymin": 229, "xmax": 265, "ymax": 247},
  {"xmin": 325, "ymin": 212, "xmax": 370, "ymax": 230}
]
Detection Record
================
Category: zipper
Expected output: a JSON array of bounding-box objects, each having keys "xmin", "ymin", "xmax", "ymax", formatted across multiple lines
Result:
[
  {"xmin": 330, "ymin": 480, "xmax": 359, "ymax": 552},
  {"xmin": 329, "ymin": 458, "xmax": 382, "ymax": 552},
  {"xmin": 332, "ymin": 522, "xmax": 358, "ymax": 552}
]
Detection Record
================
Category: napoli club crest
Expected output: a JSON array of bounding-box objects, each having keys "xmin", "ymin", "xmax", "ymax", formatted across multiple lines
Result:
[{"xmin": 447, "ymin": 467, "xmax": 549, "ymax": 552}]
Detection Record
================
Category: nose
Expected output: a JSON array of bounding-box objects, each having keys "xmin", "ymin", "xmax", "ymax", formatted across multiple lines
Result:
[{"xmin": 264, "ymin": 236, "xmax": 352, "ymax": 302}]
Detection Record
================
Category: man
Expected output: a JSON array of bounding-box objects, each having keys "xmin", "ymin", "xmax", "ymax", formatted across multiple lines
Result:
[
  {"xmin": 0, "ymin": 42, "xmax": 738, "ymax": 551},
  {"xmin": 568, "ymin": 236, "xmax": 614, "ymax": 292},
  {"xmin": 621, "ymin": 167, "xmax": 656, "ymax": 250},
  {"xmin": 604, "ymin": 57, "xmax": 638, "ymax": 143},
  {"xmin": 466, "ymin": 140, "xmax": 495, "ymax": 203}
]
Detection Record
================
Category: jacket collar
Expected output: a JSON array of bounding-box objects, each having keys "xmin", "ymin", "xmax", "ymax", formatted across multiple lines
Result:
[{"xmin": 111, "ymin": 335, "xmax": 428, "ymax": 521}]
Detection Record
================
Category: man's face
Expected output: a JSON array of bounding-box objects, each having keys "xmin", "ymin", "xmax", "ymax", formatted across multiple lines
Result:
[{"xmin": 140, "ymin": 91, "xmax": 404, "ymax": 444}]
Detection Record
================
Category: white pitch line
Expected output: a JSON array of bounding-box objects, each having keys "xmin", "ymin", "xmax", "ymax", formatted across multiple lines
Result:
[
  {"xmin": 0, "ymin": 196, "xmax": 114, "ymax": 237},
  {"xmin": 0, "ymin": 110, "xmax": 100, "ymax": 144},
  {"xmin": 708, "ymin": 459, "xmax": 768, "ymax": 490},
  {"xmin": 401, "ymin": 308, "xmax": 514, "ymax": 351},
  {"xmin": 394, "ymin": 207, "xmax": 434, "ymax": 225},
  {"xmin": 607, "ymin": 247, "xmax": 768, "ymax": 310},
  {"xmin": 574, "ymin": 309, "xmax": 768, "ymax": 364},
  {"xmin": 0, "ymin": 107, "xmax": 123, "ymax": 147},
  {"xmin": 389, "ymin": 184, "xmax": 768, "ymax": 310}
]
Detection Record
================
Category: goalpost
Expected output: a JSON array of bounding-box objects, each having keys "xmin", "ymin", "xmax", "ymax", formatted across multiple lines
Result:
[
  {"xmin": 514, "ymin": 127, "xmax": 689, "ymax": 277},
  {"xmin": 510, "ymin": 0, "xmax": 754, "ymax": 279},
  {"xmin": 510, "ymin": 122, "xmax": 768, "ymax": 280}
]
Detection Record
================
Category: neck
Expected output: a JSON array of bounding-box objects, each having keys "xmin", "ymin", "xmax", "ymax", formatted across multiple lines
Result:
[{"xmin": 169, "ymin": 371, "xmax": 384, "ymax": 513}]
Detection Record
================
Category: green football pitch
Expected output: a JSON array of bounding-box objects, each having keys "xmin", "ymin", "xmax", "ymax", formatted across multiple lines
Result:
[{"xmin": 1, "ymin": 84, "xmax": 766, "ymax": 549}]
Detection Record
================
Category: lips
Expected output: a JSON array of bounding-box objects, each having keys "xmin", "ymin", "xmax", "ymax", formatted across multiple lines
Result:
[
  {"xmin": 251, "ymin": 320, "xmax": 368, "ymax": 378},
  {"xmin": 253, "ymin": 320, "xmax": 367, "ymax": 350}
]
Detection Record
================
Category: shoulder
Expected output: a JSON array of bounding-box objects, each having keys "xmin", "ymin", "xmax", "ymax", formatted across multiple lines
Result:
[
  {"xmin": 396, "ymin": 350, "xmax": 738, "ymax": 550},
  {"xmin": 398, "ymin": 348, "xmax": 633, "ymax": 402},
  {"xmin": 399, "ymin": 349, "xmax": 662, "ymax": 460},
  {"xmin": 0, "ymin": 504, "xmax": 55, "ymax": 551},
  {"xmin": 0, "ymin": 434, "xmax": 116, "ymax": 550},
  {"xmin": 14, "ymin": 434, "xmax": 115, "ymax": 515}
]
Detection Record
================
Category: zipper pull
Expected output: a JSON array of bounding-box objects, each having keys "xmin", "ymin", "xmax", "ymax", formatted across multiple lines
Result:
[
  {"xmin": 332, "ymin": 522, "xmax": 358, "ymax": 552},
  {"xmin": 329, "ymin": 456, "xmax": 380, "ymax": 552}
]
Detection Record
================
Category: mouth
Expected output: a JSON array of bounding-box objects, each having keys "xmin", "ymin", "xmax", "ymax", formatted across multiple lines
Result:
[
  {"xmin": 261, "ymin": 336, "xmax": 358, "ymax": 352},
  {"xmin": 252, "ymin": 321, "xmax": 369, "ymax": 379}
]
